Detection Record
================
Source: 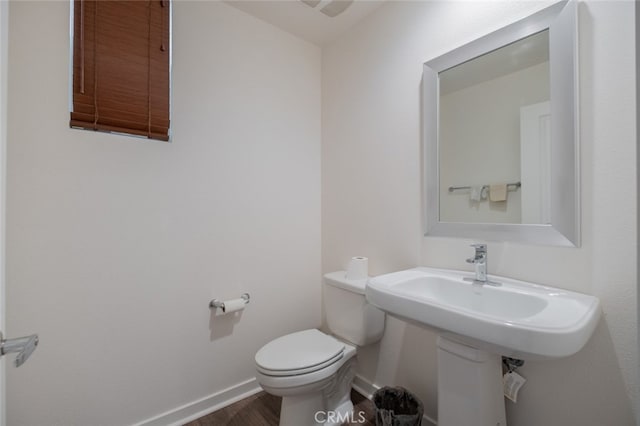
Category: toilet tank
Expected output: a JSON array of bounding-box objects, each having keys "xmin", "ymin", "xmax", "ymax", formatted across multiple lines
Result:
[{"xmin": 323, "ymin": 271, "xmax": 385, "ymax": 346}]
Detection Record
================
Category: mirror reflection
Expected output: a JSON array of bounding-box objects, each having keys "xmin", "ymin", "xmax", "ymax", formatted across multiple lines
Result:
[{"xmin": 438, "ymin": 30, "xmax": 550, "ymax": 225}]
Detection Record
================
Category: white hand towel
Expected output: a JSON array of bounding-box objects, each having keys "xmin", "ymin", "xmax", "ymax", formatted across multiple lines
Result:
[
  {"xmin": 470, "ymin": 185, "xmax": 482, "ymax": 202},
  {"xmin": 480, "ymin": 186, "xmax": 489, "ymax": 200}
]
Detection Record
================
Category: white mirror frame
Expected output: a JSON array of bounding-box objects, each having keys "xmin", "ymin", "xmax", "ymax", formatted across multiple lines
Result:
[{"xmin": 423, "ymin": 1, "xmax": 580, "ymax": 247}]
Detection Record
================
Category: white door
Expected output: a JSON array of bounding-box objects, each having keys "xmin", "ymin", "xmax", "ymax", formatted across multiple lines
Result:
[{"xmin": 520, "ymin": 101, "xmax": 551, "ymax": 224}]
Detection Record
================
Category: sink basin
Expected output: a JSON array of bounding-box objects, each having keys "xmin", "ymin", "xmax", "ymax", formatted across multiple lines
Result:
[{"xmin": 366, "ymin": 267, "xmax": 601, "ymax": 360}]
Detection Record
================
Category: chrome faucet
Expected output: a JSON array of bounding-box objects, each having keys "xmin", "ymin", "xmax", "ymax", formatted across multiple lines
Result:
[{"xmin": 466, "ymin": 243, "xmax": 488, "ymax": 283}]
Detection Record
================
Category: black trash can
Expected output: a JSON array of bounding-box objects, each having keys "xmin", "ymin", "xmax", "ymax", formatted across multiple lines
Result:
[{"xmin": 373, "ymin": 386, "xmax": 424, "ymax": 426}]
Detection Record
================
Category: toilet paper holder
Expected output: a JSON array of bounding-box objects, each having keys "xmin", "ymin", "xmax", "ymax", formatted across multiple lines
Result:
[{"xmin": 209, "ymin": 293, "xmax": 250, "ymax": 312}]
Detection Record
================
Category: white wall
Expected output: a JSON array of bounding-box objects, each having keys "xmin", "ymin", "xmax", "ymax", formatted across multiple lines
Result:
[
  {"xmin": 439, "ymin": 62, "xmax": 549, "ymax": 224},
  {"xmin": 6, "ymin": 1, "xmax": 321, "ymax": 425},
  {"xmin": 323, "ymin": 1, "xmax": 637, "ymax": 425}
]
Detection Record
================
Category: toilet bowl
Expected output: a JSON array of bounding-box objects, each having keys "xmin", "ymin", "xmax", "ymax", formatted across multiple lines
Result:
[
  {"xmin": 255, "ymin": 272, "xmax": 385, "ymax": 426},
  {"xmin": 256, "ymin": 329, "xmax": 357, "ymax": 426}
]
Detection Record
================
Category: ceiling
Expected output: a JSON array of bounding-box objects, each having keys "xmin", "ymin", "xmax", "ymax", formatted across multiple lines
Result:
[{"xmin": 224, "ymin": 0, "xmax": 387, "ymax": 46}]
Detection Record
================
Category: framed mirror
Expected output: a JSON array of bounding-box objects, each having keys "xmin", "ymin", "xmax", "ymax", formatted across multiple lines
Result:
[{"xmin": 423, "ymin": 1, "xmax": 579, "ymax": 247}]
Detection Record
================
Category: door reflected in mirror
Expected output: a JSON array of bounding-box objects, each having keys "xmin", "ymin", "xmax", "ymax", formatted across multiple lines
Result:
[{"xmin": 438, "ymin": 30, "xmax": 550, "ymax": 225}]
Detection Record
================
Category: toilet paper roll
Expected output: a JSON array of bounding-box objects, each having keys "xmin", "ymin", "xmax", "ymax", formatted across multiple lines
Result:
[
  {"xmin": 222, "ymin": 298, "xmax": 246, "ymax": 314},
  {"xmin": 346, "ymin": 256, "xmax": 368, "ymax": 280}
]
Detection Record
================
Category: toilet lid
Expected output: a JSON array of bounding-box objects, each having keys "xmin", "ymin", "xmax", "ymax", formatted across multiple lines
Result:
[{"xmin": 255, "ymin": 329, "xmax": 345, "ymax": 376}]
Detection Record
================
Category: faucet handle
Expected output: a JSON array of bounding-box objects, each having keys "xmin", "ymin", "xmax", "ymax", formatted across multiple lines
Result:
[{"xmin": 470, "ymin": 243, "xmax": 486, "ymax": 252}]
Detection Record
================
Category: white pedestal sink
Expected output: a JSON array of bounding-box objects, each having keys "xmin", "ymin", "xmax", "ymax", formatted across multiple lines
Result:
[{"xmin": 365, "ymin": 267, "xmax": 601, "ymax": 426}]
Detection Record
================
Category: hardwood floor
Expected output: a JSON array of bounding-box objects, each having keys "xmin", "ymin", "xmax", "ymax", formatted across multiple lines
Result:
[{"xmin": 184, "ymin": 389, "xmax": 376, "ymax": 426}]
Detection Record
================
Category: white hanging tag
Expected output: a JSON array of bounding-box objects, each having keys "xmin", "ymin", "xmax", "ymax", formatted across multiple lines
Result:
[{"xmin": 503, "ymin": 370, "xmax": 526, "ymax": 403}]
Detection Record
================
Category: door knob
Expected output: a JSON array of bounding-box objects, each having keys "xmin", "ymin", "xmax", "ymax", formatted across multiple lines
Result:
[{"xmin": 0, "ymin": 332, "xmax": 39, "ymax": 367}]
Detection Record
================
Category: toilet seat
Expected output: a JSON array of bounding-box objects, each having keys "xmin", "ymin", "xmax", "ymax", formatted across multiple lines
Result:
[{"xmin": 255, "ymin": 329, "xmax": 345, "ymax": 377}]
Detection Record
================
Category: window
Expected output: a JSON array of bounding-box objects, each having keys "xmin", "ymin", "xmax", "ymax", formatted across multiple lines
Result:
[{"xmin": 70, "ymin": 1, "xmax": 171, "ymax": 141}]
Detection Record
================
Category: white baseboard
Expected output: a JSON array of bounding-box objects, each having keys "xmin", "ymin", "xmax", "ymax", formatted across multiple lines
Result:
[
  {"xmin": 352, "ymin": 374, "xmax": 438, "ymax": 426},
  {"xmin": 133, "ymin": 378, "xmax": 262, "ymax": 426}
]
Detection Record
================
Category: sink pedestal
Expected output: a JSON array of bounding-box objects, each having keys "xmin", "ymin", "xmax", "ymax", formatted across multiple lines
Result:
[{"xmin": 437, "ymin": 336, "xmax": 506, "ymax": 426}]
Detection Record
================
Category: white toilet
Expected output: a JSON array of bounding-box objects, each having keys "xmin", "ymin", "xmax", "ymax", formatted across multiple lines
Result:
[{"xmin": 254, "ymin": 271, "xmax": 385, "ymax": 426}]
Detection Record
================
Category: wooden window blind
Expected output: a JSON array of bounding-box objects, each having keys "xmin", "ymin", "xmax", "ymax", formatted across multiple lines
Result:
[{"xmin": 70, "ymin": 0, "xmax": 171, "ymax": 141}]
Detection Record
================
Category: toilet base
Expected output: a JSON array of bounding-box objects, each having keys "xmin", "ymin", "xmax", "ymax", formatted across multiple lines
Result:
[
  {"xmin": 279, "ymin": 392, "xmax": 325, "ymax": 426},
  {"xmin": 278, "ymin": 396, "xmax": 354, "ymax": 426},
  {"xmin": 273, "ymin": 357, "xmax": 356, "ymax": 426}
]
